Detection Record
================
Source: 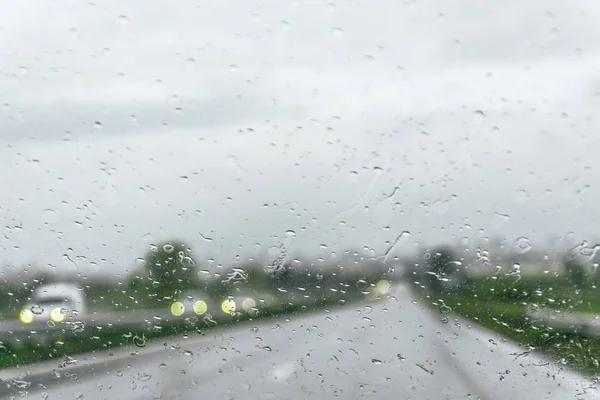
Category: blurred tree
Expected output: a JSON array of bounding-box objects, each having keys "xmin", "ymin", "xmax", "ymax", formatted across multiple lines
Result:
[
  {"xmin": 130, "ymin": 240, "xmax": 198, "ymax": 306},
  {"xmin": 563, "ymin": 254, "xmax": 587, "ymax": 287}
]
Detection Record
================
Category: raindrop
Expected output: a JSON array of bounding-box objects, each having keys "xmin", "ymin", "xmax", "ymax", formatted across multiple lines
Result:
[
  {"xmin": 285, "ymin": 230, "xmax": 296, "ymax": 238},
  {"xmin": 513, "ymin": 189, "xmax": 530, "ymax": 203},
  {"xmin": 514, "ymin": 237, "xmax": 532, "ymax": 254},
  {"xmin": 493, "ymin": 212, "xmax": 510, "ymax": 226},
  {"xmin": 163, "ymin": 244, "xmax": 175, "ymax": 253},
  {"xmin": 31, "ymin": 304, "xmax": 44, "ymax": 315},
  {"xmin": 94, "ymin": 121, "xmax": 103, "ymax": 129},
  {"xmin": 199, "ymin": 233, "xmax": 213, "ymax": 242},
  {"xmin": 473, "ymin": 110, "xmax": 485, "ymax": 123},
  {"xmin": 137, "ymin": 372, "xmax": 152, "ymax": 381},
  {"xmin": 118, "ymin": 15, "xmax": 128, "ymax": 23},
  {"xmin": 262, "ymin": 346, "xmax": 272, "ymax": 352},
  {"xmin": 371, "ymin": 359, "xmax": 382, "ymax": 364},
  {"xmin": 41, "ymin": 209, "xmax": 59, "ymax": 224},
  {"xmin": 116, "ymin": 370, "xmax": 123, "ymax": 377},
  {"xmin": 11, "ymin": 379, "xmax": 30, "ymax": 389},
  {"xmin": 135, "ymin": 258, "xmax": 146, "ymax": 267},
  {"xmin": 133, "ymin": 334, "xmax": 147, "ymax": 347},
  {"xmin": 183, "ymin": 350, "xmax": 194, "ymax": 356},
  {"xmin": 569, "ymin": 242, "xmax": 600, "ymax": 263},
  {"xmin": 439, "ymin": 304, "xmax": 452, "ymax": 315},
  {"xmin": 332, "ymin": 27, "xmax": 344, "ymax": 36}
]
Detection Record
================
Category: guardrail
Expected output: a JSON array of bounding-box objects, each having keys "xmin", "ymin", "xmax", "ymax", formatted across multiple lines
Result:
[{"xmin": 524, "ymin": 306, "xmax": 600, "ymax": 338}]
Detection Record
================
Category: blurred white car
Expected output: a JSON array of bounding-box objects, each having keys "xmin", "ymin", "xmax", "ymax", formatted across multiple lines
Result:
[{"xmin": 19, "ymin": 283, "xmax": 86, "ymax": 325}]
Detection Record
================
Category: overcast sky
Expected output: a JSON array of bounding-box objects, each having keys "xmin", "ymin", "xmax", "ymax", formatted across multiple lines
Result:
[{"xmin": 1, "ymin": 0, "xmax": 600, "ymax": 281}]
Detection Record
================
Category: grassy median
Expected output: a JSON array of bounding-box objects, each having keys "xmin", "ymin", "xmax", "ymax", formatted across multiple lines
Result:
[{"xmin": 423, "ymin": 276, "xmax": 600, "ymax": 375}]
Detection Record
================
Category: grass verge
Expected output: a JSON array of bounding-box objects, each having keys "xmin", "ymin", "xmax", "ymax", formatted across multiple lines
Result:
[{"xmin": 423, "ymin": 277, "xmax": 600, "ymax": 376}]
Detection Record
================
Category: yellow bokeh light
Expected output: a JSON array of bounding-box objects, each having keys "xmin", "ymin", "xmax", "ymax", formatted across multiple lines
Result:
[
  {"xmin": 192, "ymin": 300, "xmax": 207, "ymax": 315},
  {"xmin": 170, "ymin": 301, "xmax": 185, "ymax": 317},
  {"xmin": 19, "ymin": 309, "xmax": 34, "ymax": 324},
  {"xmin": 50, "ymin": 308, "xmax": 66, "ymax": 323},
  {"xmin": 221, "ymin": 298, "xmax": 236, "ymax": 315},
  {"xmin": 376, "ymin": 280, "xmax": 391, "ymax": 295},
  {"xmin": 242, "ymin": 298, "xmax": 256, "ymax": 312}
]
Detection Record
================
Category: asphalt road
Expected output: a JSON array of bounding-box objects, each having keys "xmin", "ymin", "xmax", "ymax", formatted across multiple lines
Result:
[{"xmin": 2, "ymin": 284, "xmax": 597, "ymax": 400}]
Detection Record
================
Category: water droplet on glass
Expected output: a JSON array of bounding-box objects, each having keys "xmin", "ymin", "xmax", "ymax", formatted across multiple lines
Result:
[
  {"xmin": 31, "ymin": 304, "xmax": 44, "ymax": 315},
  {"xmin": 94, "ymin": 121, "xmax": 103, "ymax": 129},
  {"xmin": 371, "ymin": 359, "xmax": 382, "ymax": 364},
  {"xmin": 473, "ymin": 110, "xmax": 485, "ymax": 124},
  {"xmin": 514, "ymin": 237, "xmax": 532, "ymax": 254},
  {"xmin": 118, "ymin": 15, "xmax": 128, "ymax": 23},
  {"xmin": 285, "ymin": 230, "xmax": 296, "ymax": 238},
  {"xmin": 332, "ymin": 27, "xmax": 344, "ymax": 36},
  {"xmin": 493, "ymin": 212, "xmax": 510, "ymax": 227},
  {"xmin": 41, "ymin": 209, "xmax": 59, "ymax": 224},
  {"xmin": 163, "ymin": 244, "xmax": 174, "ymax": 253},
  {"xmin": 513, "ymin": 189, "xmax": 530, "ymax": 203},
  {"xmin": 137, "ymin": 372, "xmax": 152, "ymax": 382},
  {"xmin": 133, "ymin": 334, "xmax": 147, "ymax": 347}
]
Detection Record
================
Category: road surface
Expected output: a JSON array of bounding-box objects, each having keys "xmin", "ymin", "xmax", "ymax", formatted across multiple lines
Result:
[{"xmin": 1, "ymin": 284, "xmax": 597, "ymax": 399}]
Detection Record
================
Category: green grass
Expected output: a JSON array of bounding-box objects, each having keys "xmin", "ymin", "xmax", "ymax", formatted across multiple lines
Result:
[{"xmin": 424, "ymin": 277, "xmax": 600, "ymax": 376}]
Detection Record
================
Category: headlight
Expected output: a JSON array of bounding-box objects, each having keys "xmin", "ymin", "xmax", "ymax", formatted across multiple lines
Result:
[
  {"xmin": 242, "ymin": 298, "xmax": 256, "ymax": 312},
  {"xmin": 376, "ymin": 280, "xmax": 391, "ymax": 295},
  {"xmin": 19, "ymin": 309, "xmax": 34, "ymax": 324},
  {"xmin": 365, "ymin": 280, "xmax": 391, "ymax": 300},
  {"xmin": 170, "ymin": 301, "xmax": 185, "ymax": 317},
  {"xmin": 221, "ymin": 298, "xmax": 236, "ymax": 315},
  {"xmin": 50, "ymin": 307, "xmax": 66, "ymax": 323},
  {"xmin": 192, "ymin": 300, "xmax": 207, "ymax": 315}
]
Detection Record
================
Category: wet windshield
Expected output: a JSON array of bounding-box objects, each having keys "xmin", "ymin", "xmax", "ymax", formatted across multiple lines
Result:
[
  {"xmin": 31, "ymin": 297, "xmax": 72, "ymax": 306},
  {"xmin": 1, "ymin": 0, "xmax": 600, "ymax": 399}
]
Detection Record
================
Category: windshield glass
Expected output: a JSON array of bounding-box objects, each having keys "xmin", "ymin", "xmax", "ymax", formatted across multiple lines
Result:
[
  {"xmin": 31, "ymin": 297, "xmax": 72, "ymax": 306},
  {"xmin": 1, "ymin": 1, "xmax": 600, "ymax": 399}
]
